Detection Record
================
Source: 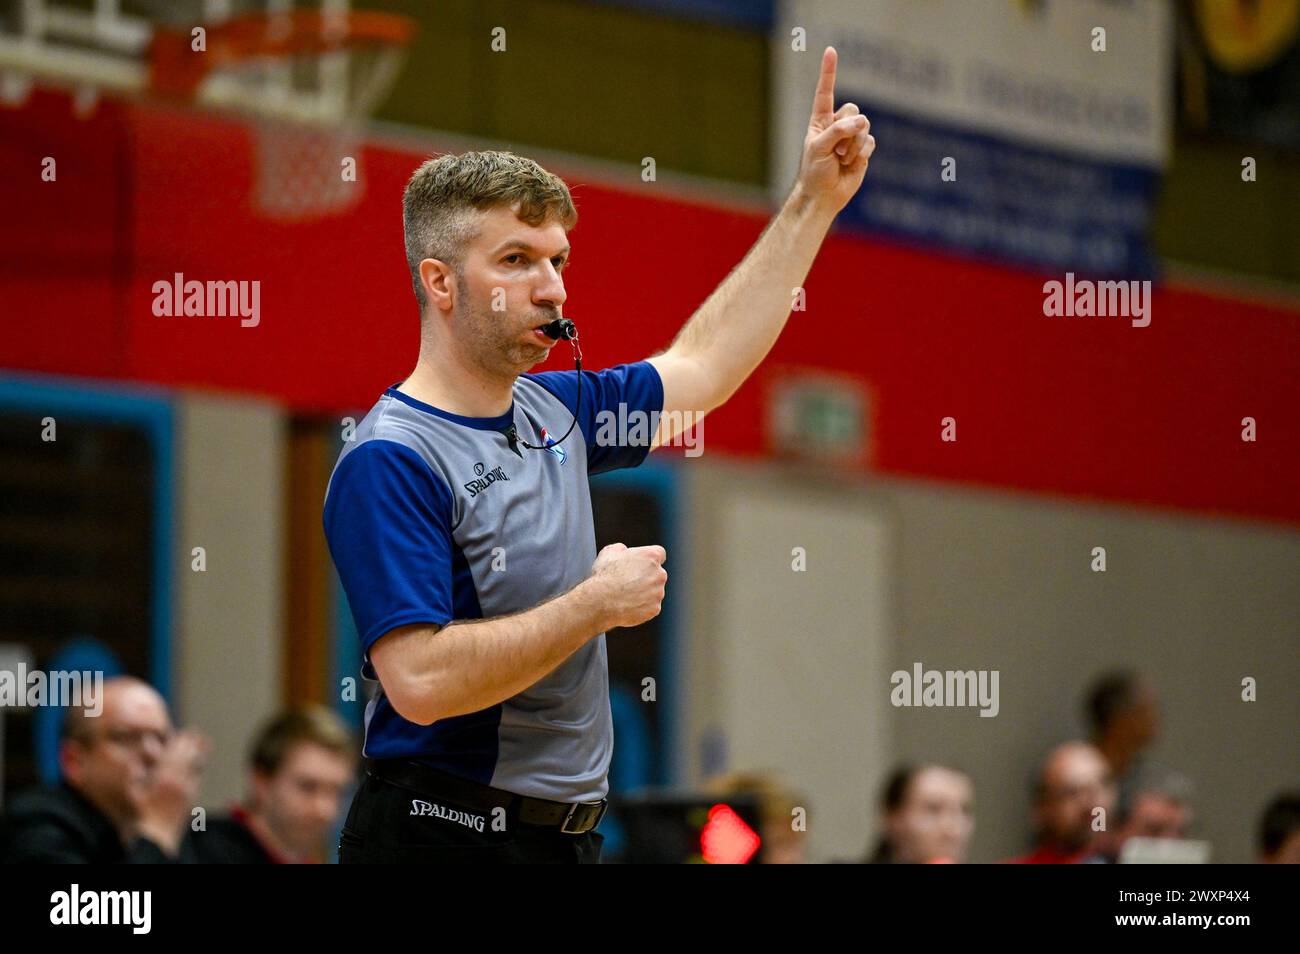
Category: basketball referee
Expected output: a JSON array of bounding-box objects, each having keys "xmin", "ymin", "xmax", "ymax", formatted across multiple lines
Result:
[{"xmin": 325, "ymin": 48, "xmax": 874, "ymax": 863}]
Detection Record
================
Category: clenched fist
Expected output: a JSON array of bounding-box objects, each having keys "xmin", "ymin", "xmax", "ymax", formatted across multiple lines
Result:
[{"xmin": 589, "ymin": 542, "xmax": 668, "ymax": 630}]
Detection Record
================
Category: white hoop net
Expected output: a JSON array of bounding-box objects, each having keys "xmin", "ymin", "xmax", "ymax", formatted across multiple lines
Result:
[{"xmin": 251, "ymin": 117, "xmax": 364, "ymax": 221}]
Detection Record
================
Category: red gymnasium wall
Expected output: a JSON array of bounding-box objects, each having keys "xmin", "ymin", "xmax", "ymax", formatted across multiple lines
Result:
[{"xmin": 3, "ymin": 92, "xmax": 1298, "ymax": 526}]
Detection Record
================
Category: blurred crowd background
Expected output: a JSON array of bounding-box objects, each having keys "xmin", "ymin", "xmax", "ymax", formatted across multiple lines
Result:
[{"xmin": 1, "ymin": 0, "xmax": 1297, "ymax": 863}]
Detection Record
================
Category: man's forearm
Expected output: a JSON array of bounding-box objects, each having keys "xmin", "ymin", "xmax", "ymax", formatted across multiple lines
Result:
[
  {"xmin": 665, "ymin": 183, "xmax": 838, "ymax": 408},
  {"xmin": 375, "ymin": 580, "xmax": 611, "ymax": 725}
]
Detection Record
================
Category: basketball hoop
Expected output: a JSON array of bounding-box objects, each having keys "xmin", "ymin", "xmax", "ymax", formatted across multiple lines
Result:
[{"xmin": 148, "ymin": 9, "xmax": 416, "ymax": 221}]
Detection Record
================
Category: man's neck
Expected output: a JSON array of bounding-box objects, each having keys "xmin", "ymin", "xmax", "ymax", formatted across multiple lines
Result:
[
  {"xmin": 1031, "ymin": 841, "xmax": 1089, "ymax": 863},
  {"xmin": 1096, "ymin": 734, "xmax": 1134, "ymax": 775},
  {"xmin": 398, "ymin": 351, "xmax": 515, "ymax": 418},
  {"xmin": 237, "ymin": 806, "xmax": 302, "ymax": 863}
]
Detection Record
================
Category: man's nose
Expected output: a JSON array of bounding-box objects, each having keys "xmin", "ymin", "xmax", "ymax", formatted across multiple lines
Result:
[
  {"xmin": 312, "ymin": 794, "xmax": 339, "ymax": 824},
  {"xmin": 139, "ymin": 736, "xmax": 164, "ymax": 765},
  {"xmin": 533, "ymin": 261, "xmax": 566, "ymax": 308}
]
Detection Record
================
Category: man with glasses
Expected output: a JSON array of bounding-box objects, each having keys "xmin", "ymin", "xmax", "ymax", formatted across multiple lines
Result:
[
  {"xmin": 1007, "ymin": 741, "xmax": 1117, "ymax": 864},
  {"xmin": 1, "ymin": 676, "xmax": 207, "ymax": 863}
]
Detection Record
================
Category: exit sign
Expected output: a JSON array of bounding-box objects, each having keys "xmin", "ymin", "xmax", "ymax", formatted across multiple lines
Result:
[{"xmin": 767, "ymin": 372, "xmax": 869, "ymax": 466}]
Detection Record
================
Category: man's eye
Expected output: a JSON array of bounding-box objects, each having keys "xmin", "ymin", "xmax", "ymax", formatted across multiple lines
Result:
[{"xmin": 504, "ymin": 254, "xmax": 524, "ymax": 265}]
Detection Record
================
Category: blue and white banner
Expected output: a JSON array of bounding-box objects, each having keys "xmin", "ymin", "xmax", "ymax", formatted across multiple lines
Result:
[{"xmin": 772, "ymin": 0, "xmax": 1173, "ymax": 277}]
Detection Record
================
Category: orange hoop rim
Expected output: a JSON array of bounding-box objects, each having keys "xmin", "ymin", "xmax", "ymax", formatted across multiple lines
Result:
[{"xmin": 149, "ymin": 9, "xmax": 417, "ymax": 99}]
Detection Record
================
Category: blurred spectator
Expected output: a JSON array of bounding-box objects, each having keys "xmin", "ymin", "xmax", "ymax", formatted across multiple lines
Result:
[
  {"xmin": 863, "ymin": 764, "xmax": 974, "ymax": 864},
  {"xmin": 1119, "ymin": 773, "xmax": 1194, "ymax": 841},
  {"xmin": 0, "ymin": 676, "xmax": 207, "ymax": 863},
  {"xmin": 1258, "ymin": 792, "xmax": 1300, "ymax": 864},
  {"xmin": 1008, "ymin": 741, "xmax": 1114, "ymax": 864},
  {"xmin": 1084, "ymin": 670, "xmax": 1159, "ymax": 818},
  {"xmin": 1093, "ymin": 770, "xmax": 1196, "ymax": 862},
  {"xmin": 191, "ymin": 705, "xmax": 356, "ymax": 864},
  {"xmin": 704, "ymin": 770, "xmax": 806, "ymax": 863}
]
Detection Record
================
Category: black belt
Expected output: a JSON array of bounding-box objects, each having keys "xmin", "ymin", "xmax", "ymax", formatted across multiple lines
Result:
[{"xmin": 366, "ymin": 758, "xmax": 607, "ymax": 835}]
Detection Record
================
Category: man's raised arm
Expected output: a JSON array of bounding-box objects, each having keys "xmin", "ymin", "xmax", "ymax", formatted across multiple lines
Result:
[{"xmin": 647, "ymin": 46, "xmax": 875, "ymax": 448}]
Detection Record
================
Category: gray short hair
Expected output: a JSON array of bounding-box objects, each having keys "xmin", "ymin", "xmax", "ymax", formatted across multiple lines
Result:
[{"xmin": 402, "ymin": 150, "xmax": 577, "ymax": 313}]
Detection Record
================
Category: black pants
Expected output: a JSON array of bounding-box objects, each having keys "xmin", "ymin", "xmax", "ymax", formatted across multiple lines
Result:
[{"xmin": 338, "ymin": 770, "xmax": 604, "ymax": 864}]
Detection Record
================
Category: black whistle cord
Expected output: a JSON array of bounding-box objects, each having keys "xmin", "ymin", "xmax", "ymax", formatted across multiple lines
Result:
[{"xmin": 507, "ymin": 318, "xmax": 583, "ymax": 453}]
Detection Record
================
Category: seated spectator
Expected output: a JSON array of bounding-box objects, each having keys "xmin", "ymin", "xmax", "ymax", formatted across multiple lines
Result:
[
  {"xmin": 1258, "ymin": 792, "xmax": 1300, "ymax": 864},
  {"xmin": 704, "ymin": 770, "xmax": 807, "ymax": 864},
  {"xmin": 863, "ymin": 763, "xmax": 974, "ymax": 864},
  {"xmin": 1120, "ymin": 774, "xmax": 1193, "ymax": 841},
  {"xmin": 191, "ymin": 705, "xmax": 356, "ymax": 863},
  {"xmin": 0, "ymin": 676, "xmax": 207, "ymax": 863},
  {"xmin": 1084, "ymin": 670, "xmax": 1160, "ymax": 820},
  {"xmin": 1008, "ymin": 741, "xmax": 1114, "ymax": 864},
  {"xmin": 1093, "ymin": 771, "xmax": 1196, "ymax": 862}
]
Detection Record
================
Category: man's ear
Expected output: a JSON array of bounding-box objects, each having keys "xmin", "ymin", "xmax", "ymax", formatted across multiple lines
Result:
[
  {"xmin": 882, "ymin": 809, "xmax": 901, "ymax": 840},
  {"xmin": 60, "ymin": 739, "xmax": 84, "ymax": 784},
  {"xmin": 248, "ymin": 767, "xmax": 274, "ymax": 811},
  {"xmin": 418, "ymin": 258, "xmax": 457, "ymax": 315}
]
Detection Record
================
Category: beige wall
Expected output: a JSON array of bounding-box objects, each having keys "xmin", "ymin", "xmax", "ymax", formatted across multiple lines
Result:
[
  {"xmin": 683, "ymin": 475, "xmax": 893, "ymax": 862},
  {"xmin": 680, "ymin": 458, "xmax": 1300, "ymax": 863},
  {"xmin": 173, "ymin": 393, "xmax": 286, "ymax": 812}
]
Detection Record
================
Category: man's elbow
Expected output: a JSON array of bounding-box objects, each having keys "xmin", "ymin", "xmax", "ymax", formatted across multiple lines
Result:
[
  {"xmin": 658, "ymin": 349, "xmax": 727, "ymax": 416},
  {"xmin": 386, "ymin": 684, "xmax": 441, "ymax": 726},
  {"xmin": 369, "ymin": 626, "xmax": 446, "ymax": 726}
]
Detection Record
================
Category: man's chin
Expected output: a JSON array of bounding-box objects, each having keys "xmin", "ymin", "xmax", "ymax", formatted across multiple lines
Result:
[
  {"xmin": 120, "ymin": 781, "xmax": 149, "ymax": 815},
  {"xmin": 512, "ymin": 348, "xmax": 553, "ymax": 373},
  {"xmin": 287, "ymin": 828, "xmax": 328, "ymax": 858}
]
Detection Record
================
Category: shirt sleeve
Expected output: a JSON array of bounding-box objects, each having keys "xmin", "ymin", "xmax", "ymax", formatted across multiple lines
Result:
[
  {"xmin": 524, "ymin": 360, "xmax": 664, "ymax": 475},
  {"xmin": 322, "ymin": 439, "xmax": 455, "ymax": 659}
]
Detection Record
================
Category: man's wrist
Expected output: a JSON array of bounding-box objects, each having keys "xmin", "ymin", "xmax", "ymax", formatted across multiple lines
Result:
[
  {"xmin": 569, "ymin": 576, "xmax": 613, "ymax": 634},
  {"xmin": 134, "ymin": 816, "xmax": 183, "ymax": 856},
  {"xmin": 787, "ymin": 180, "xmax": 839, "ymax": 230}
]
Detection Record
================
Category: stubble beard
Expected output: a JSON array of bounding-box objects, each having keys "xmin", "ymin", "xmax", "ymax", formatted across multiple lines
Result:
[{"xmin": 458, "ymin": 294, "xmax": 553, "ymax": 382}]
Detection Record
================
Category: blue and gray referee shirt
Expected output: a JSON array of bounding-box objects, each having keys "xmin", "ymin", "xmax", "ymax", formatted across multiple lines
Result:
[{"xmin": 323, "ymin": 361, "xmax": 663, "ymax": 802}]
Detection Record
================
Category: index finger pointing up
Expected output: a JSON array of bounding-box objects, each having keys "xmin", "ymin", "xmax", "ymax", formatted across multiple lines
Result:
[{"xmin": 812, "ymin": 46, "xmax": 838, "ymax": 123}]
